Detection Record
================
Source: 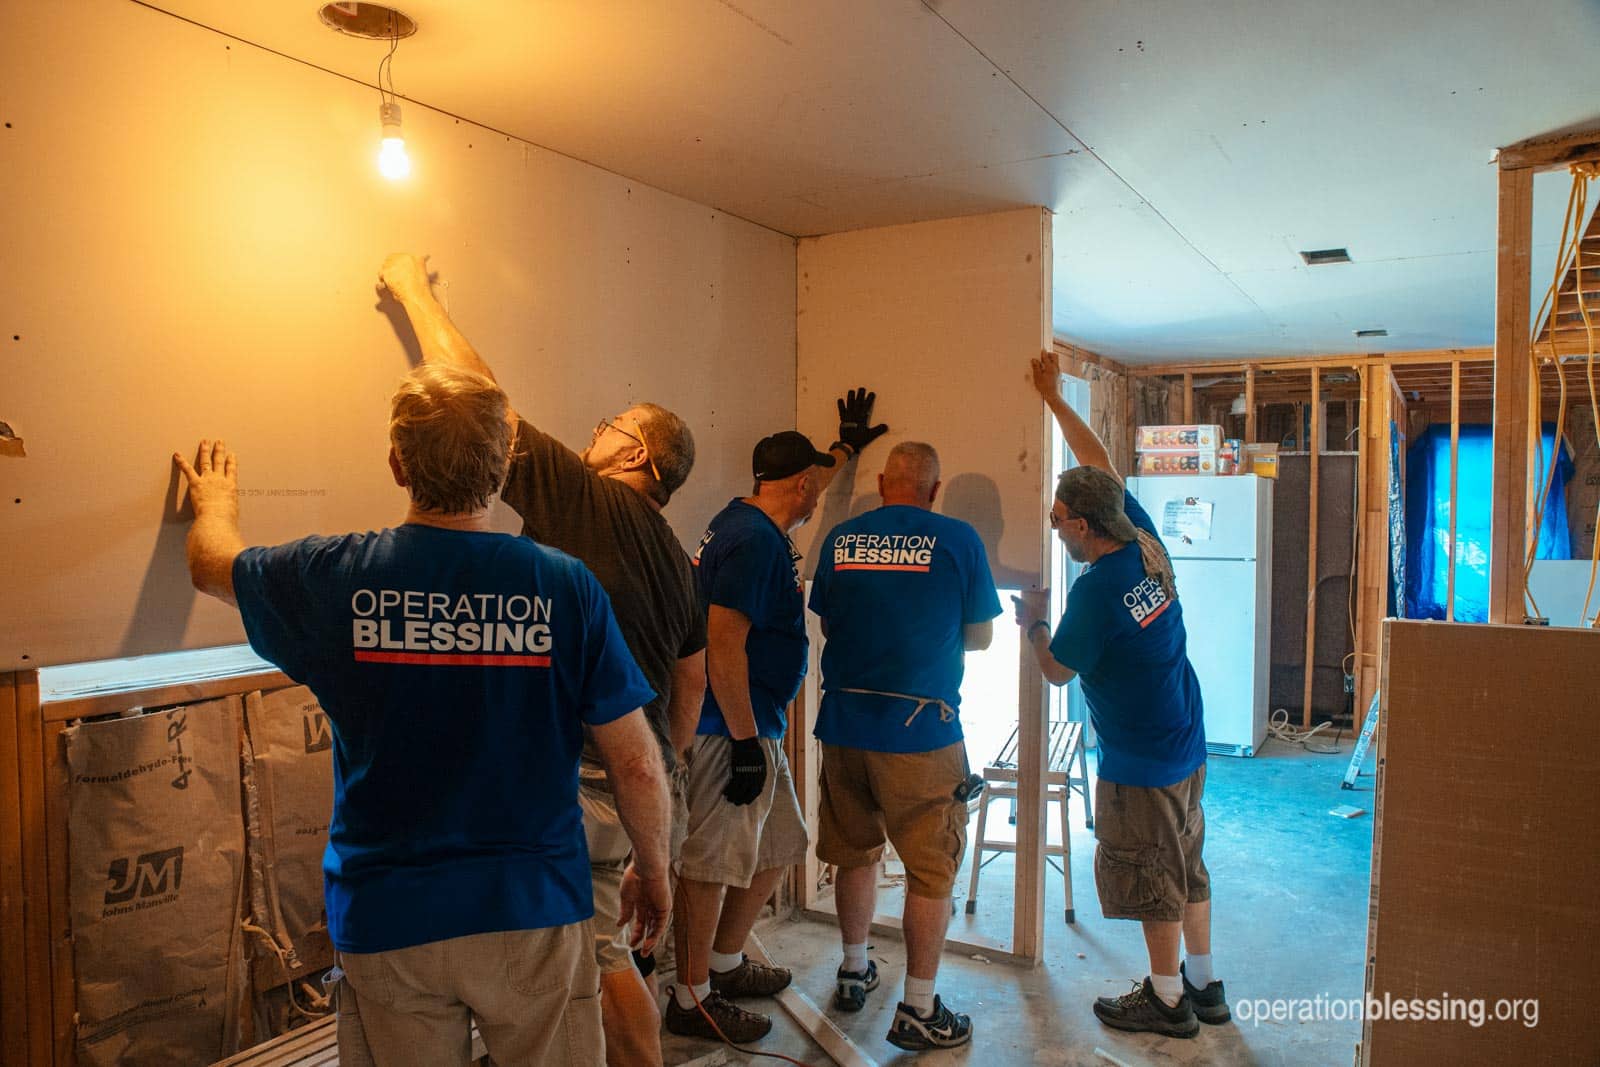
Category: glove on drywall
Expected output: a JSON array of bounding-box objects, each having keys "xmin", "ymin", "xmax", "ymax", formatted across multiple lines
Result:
[
  {"xmin": 835, "ymin": 388, "xmax": 888, "ymax": 456},
  {"xmin": 724, "ymin": 736, "xmax": 768, "ymax": 806}
]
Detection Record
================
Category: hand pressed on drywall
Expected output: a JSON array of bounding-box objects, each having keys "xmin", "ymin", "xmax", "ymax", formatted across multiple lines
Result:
[
  {"xmin": 378, "ymin": 252, "xmax": 432, "ymax": 303},
  {"xmin": 835, "ymin": 388, "xmax": 888, "ymax": 456},
  {"xmin": 1030, "ymin": 349, "xmax": 1066, "ymax": 405},
  {"xmin": 617, "ymin": 862, "xmax": 672, "ymax": 956},
  {"xmin": 1010, "ymin": 592, "xmax": 1048, "ymax": 632},
  {"xmin": 174, "ymin": 439, "xmax": 239, "ymax": 520}
]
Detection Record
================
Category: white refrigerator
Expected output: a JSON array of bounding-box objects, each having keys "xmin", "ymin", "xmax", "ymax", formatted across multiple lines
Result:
[{"xmin": 1127, "ymin": 474, "xmax": 1273, "ymax": 757}]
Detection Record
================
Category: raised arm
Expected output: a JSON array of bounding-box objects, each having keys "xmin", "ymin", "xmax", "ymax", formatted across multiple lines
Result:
[
  {"xmin": 1030, "ymin": 350, "xmax": 1118, "ymax": 482},
  {"xmin": 174, "ymin": 439, "xmax": 244, "ymax": 606},
  {"xmin": 813, "ymin": 388, "xmax": 888, "ymax": 494},
  {"xmin": 378, "ymin": 254, "xmax": 512, "ymax": 406}
]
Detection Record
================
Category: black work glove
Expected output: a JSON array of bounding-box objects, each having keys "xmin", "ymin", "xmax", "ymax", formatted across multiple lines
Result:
[
  {"xmin": 835, "ymin": 388, "xmax": 888, "ymax": 457},
  {"xmin": 724, "ymin": 737, "xmax": 768, "ymax": 806}
]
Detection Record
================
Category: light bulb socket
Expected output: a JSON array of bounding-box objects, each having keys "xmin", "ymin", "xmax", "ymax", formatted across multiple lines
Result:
[{"xmin": 379, "ymin": 100, "xmax": 403, "ymax": 138}]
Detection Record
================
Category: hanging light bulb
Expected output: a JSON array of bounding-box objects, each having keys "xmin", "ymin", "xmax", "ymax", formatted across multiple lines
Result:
[{"xmin": 378, "ymin": 100, "xmax": 410, "ymax": 180}]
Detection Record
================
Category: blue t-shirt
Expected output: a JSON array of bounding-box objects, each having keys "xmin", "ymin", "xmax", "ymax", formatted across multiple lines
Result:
[
  {"xmin": 1048, "ymin": 492, "xmax": 1206, "ymax": 787},
  {"xmin": 692, "ymin": 499, "xmax": 807, "ymax": 739},
  {"xmin": 809, "ymin": 506, "xmax": 1002, "ymax": 753},
  {"xmin": 232, "ymin": 524, "xmax": 655, "ymax": 953}
]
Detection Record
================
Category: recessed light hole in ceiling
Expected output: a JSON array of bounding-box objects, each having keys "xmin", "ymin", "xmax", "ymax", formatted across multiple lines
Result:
[{"xmin": 319, "ymin": 3, "xmax": 416, "ymax": 40}]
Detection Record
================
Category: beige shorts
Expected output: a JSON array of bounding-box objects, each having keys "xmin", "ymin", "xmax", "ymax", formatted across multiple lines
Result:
[
  {"xmin": 815, "ymin": 741, "xmax": 971, "ymax": 899},
  {"xmin": 337, "ymin": 924, "xmax": 601, "ymax": 1067},
  {"xmin": 1093, "ymin": 763, "xmax": 1210, "ymax": 923},
  {"xmin": 679, "ymin": 735, "xmax": 809, "ymax": 888},
  {"xmin": 581, "ymin": 766, "xmax": 690, "ymax": 974}
]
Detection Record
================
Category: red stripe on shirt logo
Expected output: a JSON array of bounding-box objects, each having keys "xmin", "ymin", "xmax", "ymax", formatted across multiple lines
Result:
[
  {"xmin": 354, "ymin": 651, "xmax": 552, "ymax": 667},
  {"xmin": 1136, "ymin": 598, "xmax": 1172, "ymax": 629},
  {"xmin": 833, "ymin": 563, "xmax": 931, "ymax": 573}
]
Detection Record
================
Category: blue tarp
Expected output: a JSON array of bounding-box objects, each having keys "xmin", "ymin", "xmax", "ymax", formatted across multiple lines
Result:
[{"xmin": 1404, "ymin": 424, "xmax": 1572, "ymax": 621}]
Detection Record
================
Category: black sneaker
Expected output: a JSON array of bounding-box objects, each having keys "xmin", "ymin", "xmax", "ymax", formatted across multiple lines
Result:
[
  {"xmin": 834, "ymin": 960, "xmax": 879, "ymax": 1012},
  {"xmin": 1093, "ymin": 977, "xmax": 1200, "ymax": 1038},
  {"xmin": 886, "ymin": 994, "xmax": 973, "ymax": 1051},
  {"xmin": 1181, "ymin": 962, "xmax": 1230, "ymax": 1024},
  {"xmin": 709, "ymin": 954, "xmax": 793, "ymax": 998},
  {"xmin": 663, "ymin": 988, "xmax": 773, "ymax": 1043}
]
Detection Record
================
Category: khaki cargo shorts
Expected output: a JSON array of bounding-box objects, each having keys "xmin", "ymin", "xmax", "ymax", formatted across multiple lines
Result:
[
  {"xmin": 679, "ymin": 735, "xmax": 809, "ymax": 888},
  {"xmin": 815, "ymin": 741, "xmax": 971, "ymax": 899},
  {"xmin": 336, "ymin": 923, "xmax": 601, "ymax": 1067},
  {"xmin": 1093, "ymin": 762, "xmax": 1210, "ymax": 923},
  {"xmin": 581, "ymin": 765, "xmax": 690, "ymax": 974}
]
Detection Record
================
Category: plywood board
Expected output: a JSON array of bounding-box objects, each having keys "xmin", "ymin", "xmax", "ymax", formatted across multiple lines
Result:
[
  {"xmin": 0, "ymin": 1, "xmax": 796, "ymax": 669},
  {"xmin": 1365, "ymin": 621, "xmax": 1600, "ymax": 1065},
  {"xmin": 793, "ymin": 208, "xmax": 1052, "ymax": 587}
]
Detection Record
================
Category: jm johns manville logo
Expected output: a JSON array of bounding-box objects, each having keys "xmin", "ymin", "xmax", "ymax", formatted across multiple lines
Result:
[
  {"xmin": 302, "ymin": 707, "xmax": 332, "ymax": 753},
  {"xmin": 102, "ymin": 846, "xmax": 184, "ymax": 916}
]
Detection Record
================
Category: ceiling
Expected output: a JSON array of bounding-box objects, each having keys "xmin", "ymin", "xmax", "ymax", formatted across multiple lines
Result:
[{"xmin": 144, "ymin": 0, "xmax": 1600, "ymax": 364}]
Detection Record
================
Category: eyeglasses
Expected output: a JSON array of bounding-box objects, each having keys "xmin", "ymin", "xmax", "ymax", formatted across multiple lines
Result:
[
  {"xmin": 593, "ymin": 416, "xmax": 663, "ymax": 483},
  {"xmin": 1049, "ymin": 507, "xmax": 1084, "ymax": 529}
]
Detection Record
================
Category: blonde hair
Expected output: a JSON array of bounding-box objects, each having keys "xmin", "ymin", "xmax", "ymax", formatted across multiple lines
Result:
[{"xmin": 389, "ymin": 365, "xmax": 511, "ymax": 514}]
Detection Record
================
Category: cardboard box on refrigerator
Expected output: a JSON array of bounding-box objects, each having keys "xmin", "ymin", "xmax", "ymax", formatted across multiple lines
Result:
[
  {"xmin": 1136, "ymin": 424, "xmax": 1224, "ymax": 451},
  {"xmin": 1243, "ymin": 442, "xmax": 1279, "ymax": 479},
  {"xmin": 1135, "ymin": 450, "xmax": 1230, "ymax": 476}
]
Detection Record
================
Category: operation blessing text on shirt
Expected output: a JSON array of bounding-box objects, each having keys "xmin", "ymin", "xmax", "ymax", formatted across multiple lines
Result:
[
  {"xmin": 832, "ymin": 533, "xmax": 938, "ymax": 571},
  {"xmin": 349, "ymin": 588, "xmax": 557, "ymax": 661}
]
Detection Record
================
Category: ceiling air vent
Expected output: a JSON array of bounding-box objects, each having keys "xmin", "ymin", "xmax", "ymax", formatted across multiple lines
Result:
[
  {"xmin": 1299, "ymin": 248, "xmax": 1351, "ymax": 265},
  {"xmin": 1354, "ymin": 329, "xmax": 1388, "ymax": 338}
]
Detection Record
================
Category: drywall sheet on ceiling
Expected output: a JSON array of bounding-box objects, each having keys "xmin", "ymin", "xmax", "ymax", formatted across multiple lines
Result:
[
  {"xmin": 0, "ymin": 2, "xmax": 796, "ymax": 669},
  {"xmin": 794, "ymin": 208, "xmax": 1052, "ymax": 586},
  {"xmin": 1365, "ymin": 620, "xmax": 1600, "ymax": 1066}
]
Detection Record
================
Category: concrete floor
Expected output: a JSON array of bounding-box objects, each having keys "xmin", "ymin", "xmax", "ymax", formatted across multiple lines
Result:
[{"xmin": 660, "ymin": 741, "xmax": 1375, "ymax": 1067}]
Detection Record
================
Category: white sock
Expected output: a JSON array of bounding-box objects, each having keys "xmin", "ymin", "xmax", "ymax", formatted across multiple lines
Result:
[
  {"xmin": 1150, "ymin": 973, "xmax": 1183, "ymax": 1007},
  {"xmin": 903, "ymin": 975, "xmax": 935, "ymax": 1016},
  {"xmin": 674, "ymin": 981, "xmax": 712, "ymax": 1009},
  {"xmin": 1185, "ymin": 953, "xmax": 1214, "ymax": 987},
  {"xmin": 709, "ymin": 949, "xmax": 744, "ymax": 974},
  {"xmin": 841, "ymin": 941, "xmax": 869, "ymax": 973}
]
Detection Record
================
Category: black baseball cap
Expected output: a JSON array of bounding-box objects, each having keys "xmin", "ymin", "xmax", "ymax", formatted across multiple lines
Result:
[{"xmin": 752, "ymin": 431, "xmax": 836, "ymax": 481}]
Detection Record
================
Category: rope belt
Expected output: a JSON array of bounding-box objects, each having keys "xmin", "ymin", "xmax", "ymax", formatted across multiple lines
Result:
[{"xmin": 837, "ymin": 687, "xmax": 957, "ymax": 728}]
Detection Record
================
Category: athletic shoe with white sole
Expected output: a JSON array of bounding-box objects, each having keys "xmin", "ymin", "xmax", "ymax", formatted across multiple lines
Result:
[
  {"xmin": 1181, "ymin": 962, "xmax": 1231, "ymax": 1024},
  {"xmin": 885, "ymin": 994, "xmax": 973, "ymax": 1051},
  {"xmin": 834, "ymin": 959, "xmax": 879, "ymax": 1012}
]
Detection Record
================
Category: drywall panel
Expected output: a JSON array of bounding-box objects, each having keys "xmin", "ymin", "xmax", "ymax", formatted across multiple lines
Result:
[
  {"xmin": 0, "ymin": 1, "xmax": 795, "ymax": 669},
  {"xmin": 795, "ymin": 209, "xmax": 1052, "ymax": 587},
  {"xmin": 1366, "ymin": 620, "xmax": 1600, "ymax": 1065}
]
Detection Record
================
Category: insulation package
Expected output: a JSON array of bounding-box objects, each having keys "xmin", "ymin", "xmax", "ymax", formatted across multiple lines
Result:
[
  {"xmin": 243, "ymin": 685, "xmax": 334, "ymax": 962},
  {"xmin": 66, "ymin": 697, "xmax": 247, "ymax": 1066}
]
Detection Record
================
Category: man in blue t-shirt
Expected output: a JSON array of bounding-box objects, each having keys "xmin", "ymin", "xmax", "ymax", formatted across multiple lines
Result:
[
  {"xmin": 173, "ymin": 364, "xmax": 672, "ymax": 1067},
  {"xmin": 808, "ymin": 441, "xmax": 1000, "ymax": 1052},
  {"xmin": 668, "ymin": 399, "xmax": 887, "ymax": 1045},
  {"xmin": 1015, "ymin": 350, "xmax": 1227, "ymax": 1041}
]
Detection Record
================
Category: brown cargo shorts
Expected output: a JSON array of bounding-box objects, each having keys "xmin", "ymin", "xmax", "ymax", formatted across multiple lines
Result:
[
  {"xmin": 1093, "ymin": 763, "xmax": 1210, "ymax": 922},
  {"xmin": 815, "ymin": 741, "xmax": 971, "ymax": 899}
]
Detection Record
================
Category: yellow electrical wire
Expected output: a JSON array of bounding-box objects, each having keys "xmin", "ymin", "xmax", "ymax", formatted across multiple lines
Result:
[
  {"xmin": 1522, "ymin": 168, "xmax": 1593, "ymax": 619},
  {"xmin": 1574, "ymin": 162, "xmax": 1600, "ymax": 627}
]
